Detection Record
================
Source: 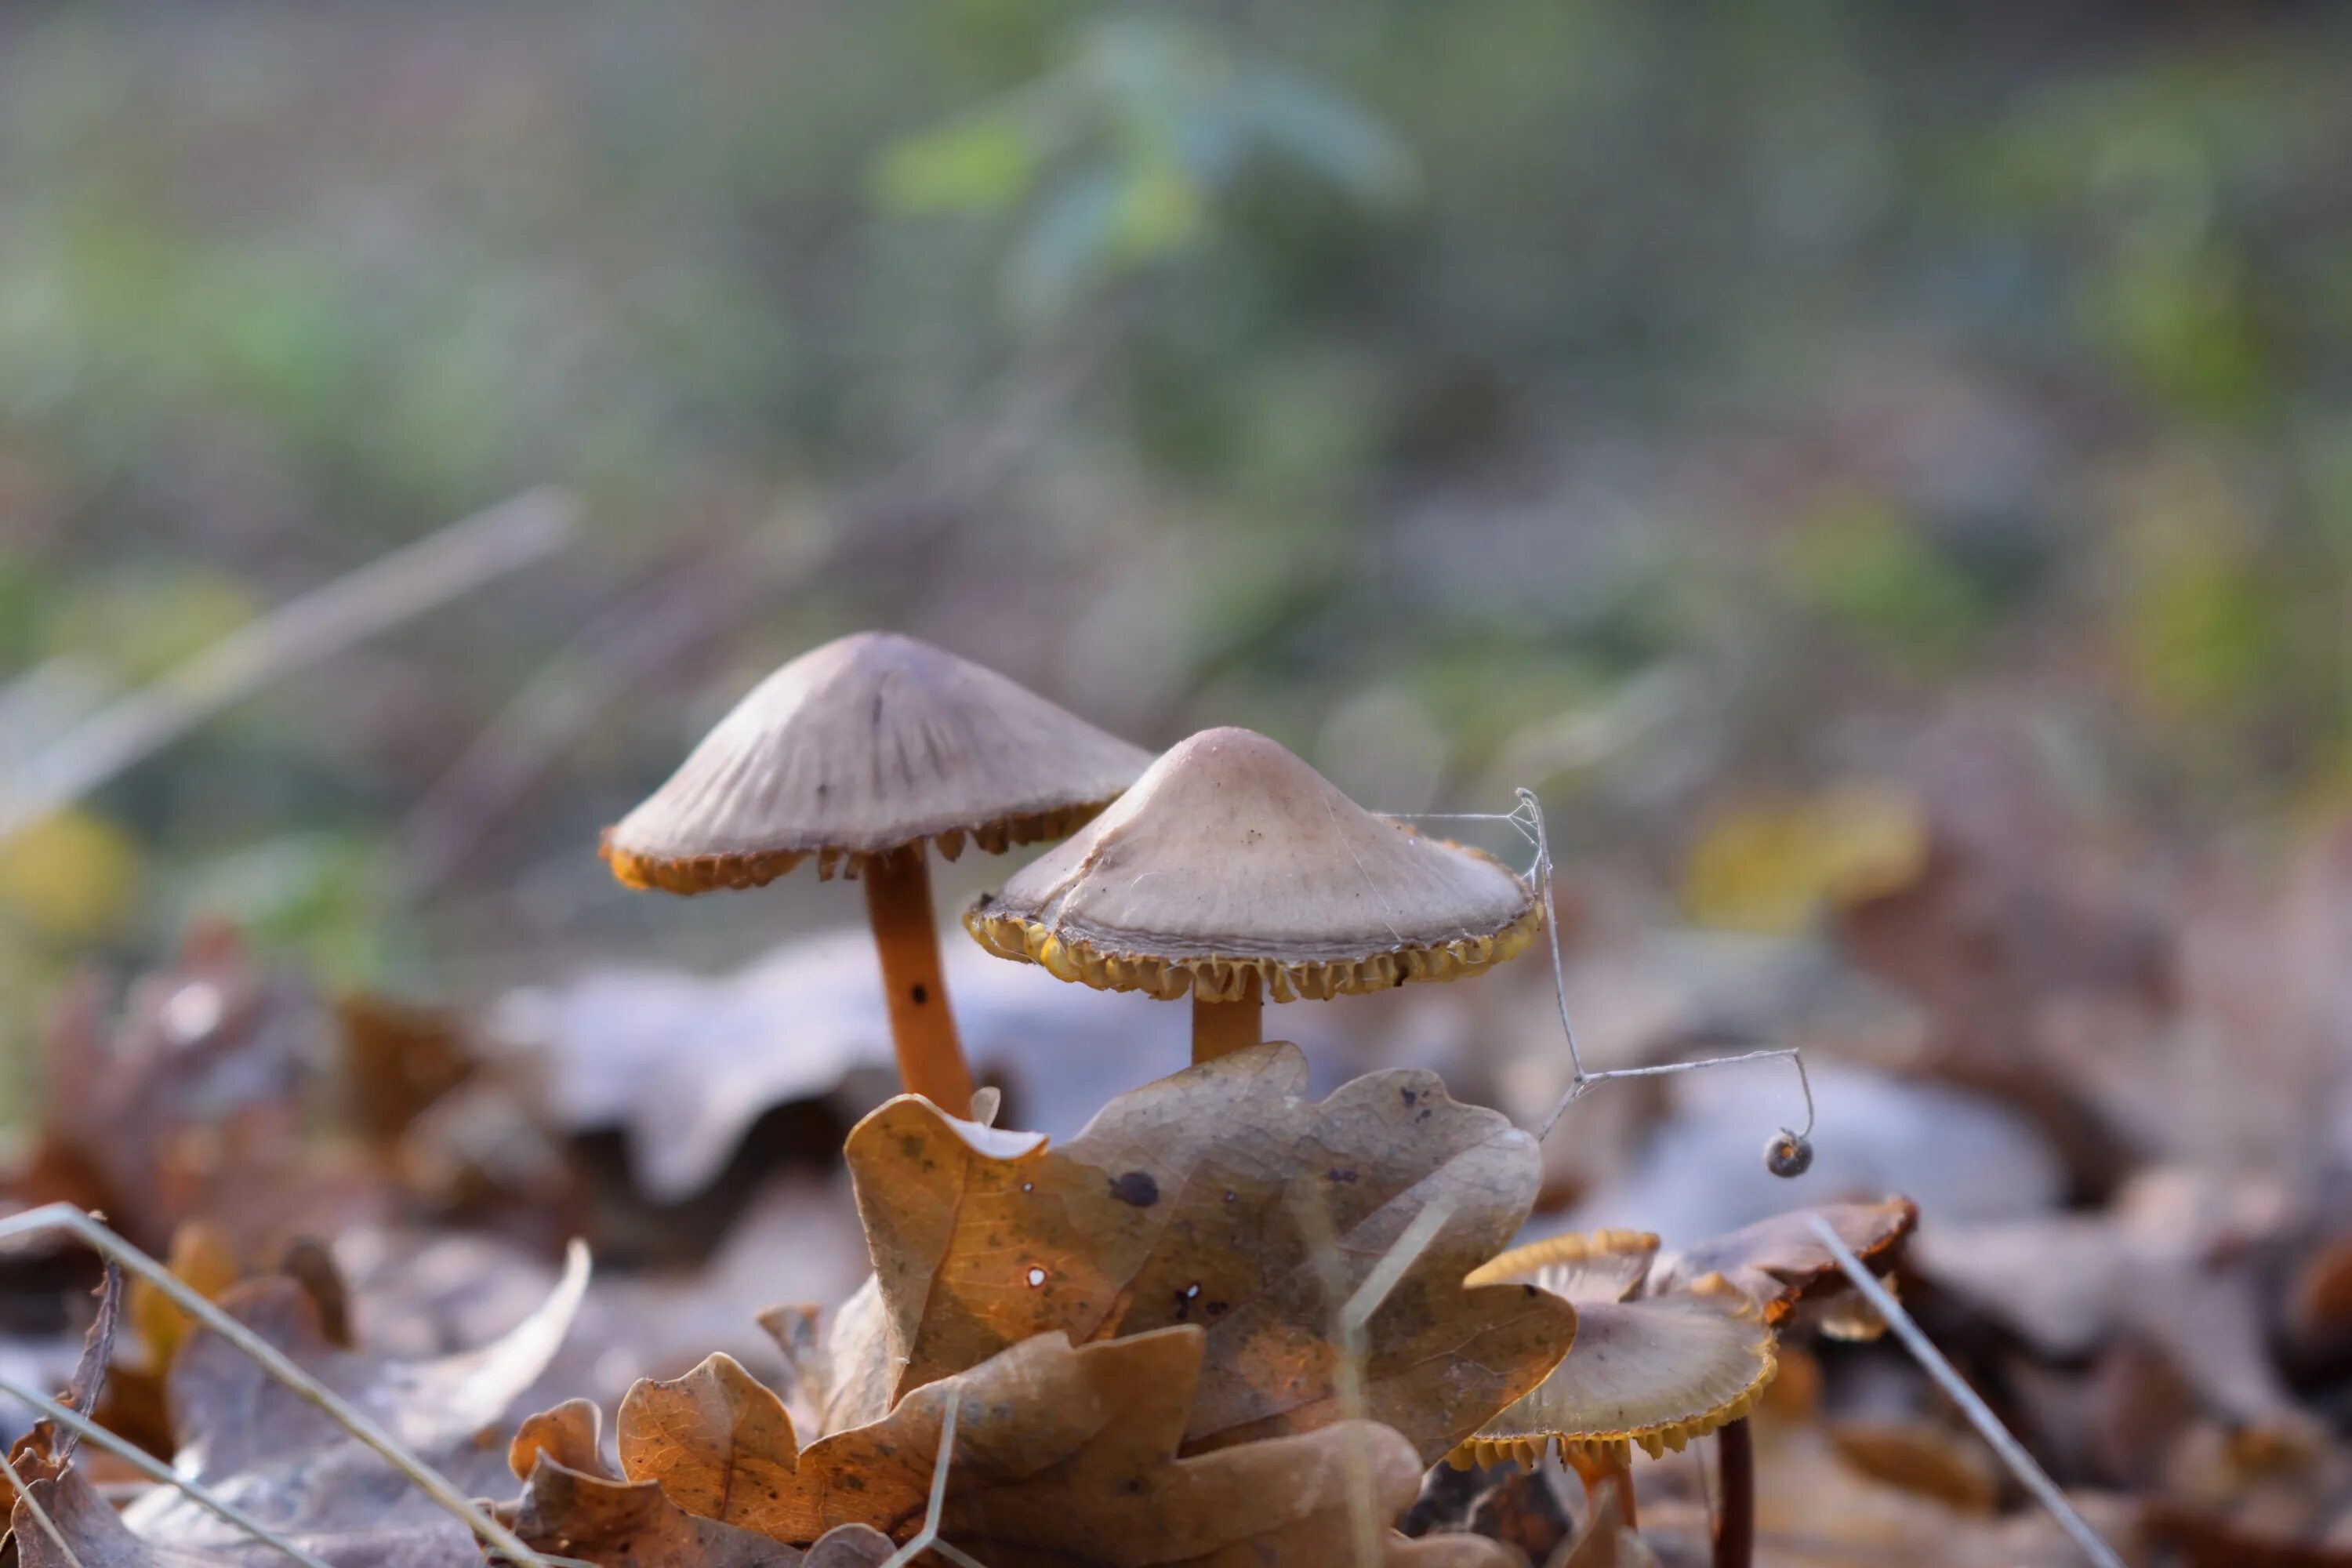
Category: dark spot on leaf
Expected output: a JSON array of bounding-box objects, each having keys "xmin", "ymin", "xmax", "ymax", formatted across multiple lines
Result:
[
  {"xmin": 1207, "ymin": 1300, "xmax": 1228, "ymax": 1316},
  {"xmin": 1326, "ymin": 1168, "xmax": 1359, "ymax": 1183},
  {"xmin": 909, "ymin": 982, "xmax": 927, "ymax": 1006},
  {"xmin": 1400, "ymin": 1087, "xmax": 1417, "ymax": 1105},
  {"xmin": 1109, "ymin": 1170, "xmax": 1160, "ymax": 1207}
]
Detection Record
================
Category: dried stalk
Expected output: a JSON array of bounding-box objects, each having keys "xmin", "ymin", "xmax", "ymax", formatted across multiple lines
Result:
[
  {"xmin": 0, "ymin": 1372, "xmax": 333, "ymax": 1568},
  {"xmin": 0, "ymin": 1204, "xmax": 566, "ymax": 1568},
  {"xmin": 1803, "ymin": 1215, "xmax": 2123, "ymax": 1568}
]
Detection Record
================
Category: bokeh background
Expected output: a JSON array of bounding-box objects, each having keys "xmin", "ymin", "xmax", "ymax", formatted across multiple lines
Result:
[{"xmin": 5, "ymin": 0, "xmax": 2352, "ymax": 1087}]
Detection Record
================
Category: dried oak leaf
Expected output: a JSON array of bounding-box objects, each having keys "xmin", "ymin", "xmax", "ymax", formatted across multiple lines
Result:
[
  {"xmin": 842, "ymin": 1041, "xmax": 1574, "ymax": 1462},
  {"xmin": 14, "ymin": 1466, "xmax": 242, "ymax": 1568},
  {"xmin": 616, "ymin": 1323, "xmax": 1510, "ymax": 1568},
  {"xmin": 504, "ymin": 1398, "xmax": 894, "ymax": 1568},
  {"xmin": 114, "ymin": 1241, "xmax": 587, "ymax": 1562}
]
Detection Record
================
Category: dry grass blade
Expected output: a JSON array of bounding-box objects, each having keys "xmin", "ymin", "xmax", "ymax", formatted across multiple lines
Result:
[
  {"xmin": 1802, "ymin": 1215, "xmax": 2125, "ymax": 1568},
  {"xmin": 875, "ymin": 1388, "xmax": 964, "ymax": 1568},
  {"xmin": 0, "ymin": 487, "xmax": 575, "ymax": 844},
  {"xmin": 0, "ymin": 1204, "xmax": 564, "ymax": 1568},
  {"xmin": 1310, "ymin": 1196, "xmax": 1457, "ymax": 1568},
  {"xmin": 0, "ymin": 1373, "xmax": 332, "ymax": 1568}
]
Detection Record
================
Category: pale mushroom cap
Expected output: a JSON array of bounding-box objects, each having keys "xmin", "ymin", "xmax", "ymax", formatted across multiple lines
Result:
[
  {"xmin": 1454, "ymin": 1230, "xmax": 1777, "ymax": 1468},
  {"xmin": 965, "ymin": 727, "xmax": 1540, "ymax": 1003},
  {"xmin": 604, "ymin": 632, "xmax": 1155, "ymax": 894},
  {"xmin": 1453, "ymin": 1292, "xmax": 1777, "ymax": 1468}
]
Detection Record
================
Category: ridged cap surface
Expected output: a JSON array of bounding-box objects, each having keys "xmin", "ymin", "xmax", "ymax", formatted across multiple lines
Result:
[
  {"xmin": 604, "ymin": 632, "xmax": 1153, "ymax": 893},
  {"xmin": 966, "ymin": 727, "xmax": 1537, "ymax": 1002}
]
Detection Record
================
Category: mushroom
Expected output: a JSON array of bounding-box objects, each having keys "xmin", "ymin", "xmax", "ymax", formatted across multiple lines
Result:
[
  {"xmin": 1450, "ymin": 1230, "xmax": 1778, "ymax": 1537},
  {"xmin": 601, "ymin": 631, "xmax": 1153, "ymax": 1116},
  {"xmin": 1457, "ymin": 1200, "xmax": 1919, "ymax": 1568},
  {"xmin": 963, "ymin": 726, "xmax": 1540, "ymax": 1064}
]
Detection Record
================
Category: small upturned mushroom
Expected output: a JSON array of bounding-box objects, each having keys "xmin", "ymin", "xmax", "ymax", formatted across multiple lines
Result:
[
  {"xmin": 964, "ymin": 725, "xmax": 1539, "ymax": 1063},
  {"xmin": 1458, "ymin": 1200, "xmax": 1918, "ymax": 1568},
  {"xmin": 601, "ymin": 631, "xmax": 1153, "ymax": 1116},
  {"xmin": 1450, "ymin": 1229, "xmax": 1778, "ymax": 1541}
]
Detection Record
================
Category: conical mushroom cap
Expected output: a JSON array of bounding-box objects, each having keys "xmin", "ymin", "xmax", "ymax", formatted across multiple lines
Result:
[
  {"xmin": 964, "ymin": 727, "xmax": 1539, "ymax": 1003},
  {"xmin": 604, "ymin": 632, "xmax": 1154, "ymax": 894}
]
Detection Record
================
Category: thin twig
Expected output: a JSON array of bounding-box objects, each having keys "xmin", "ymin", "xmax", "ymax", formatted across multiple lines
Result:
[
  {"xmin": 0, "ymin": 1372, "xmax": 333, "ymax": 1568},
  {"xmin": 1802, "ymin": 1216, "xmax": 2125, "ymax": 1568},
  {"xmin": 0, "ymin": 488, "xmax": 576, "ymax": 845},
  {"xmin": 877, "ymin": 1386, "xmax": 964, "ymax": 1568},
  {"xmin": 0, "ymin": 1204, "xmax": 567, "ymax": 1568}
]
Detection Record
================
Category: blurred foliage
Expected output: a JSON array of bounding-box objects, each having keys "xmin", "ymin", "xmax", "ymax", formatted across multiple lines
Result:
[{"xmin": 3, "ymin": 0, "xmax": 2352, "ymax": 1083}]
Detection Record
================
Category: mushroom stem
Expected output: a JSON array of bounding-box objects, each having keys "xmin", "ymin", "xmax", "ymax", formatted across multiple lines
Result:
[
  {"xmin": 1712, "ymin": 1417, "xmax": 1753, "ymax": 1568},
  {"xmin": 1568, "ymin": 1453, "xmax": 1640, "ymax": 1535},
  {"xmin": 1612, "ymin": 1462, "xmax": 1639, "ymax": 1534},
  {"xmin": 1191, "ymin": 971, "xmax": 1262, "ymax": 1063},
  {"xmin": 861, "ymin": 845, "xmax": 975, "ymax": 1116}
]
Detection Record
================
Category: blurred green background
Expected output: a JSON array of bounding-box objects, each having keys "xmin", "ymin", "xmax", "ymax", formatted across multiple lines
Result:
[{"xmin": 5, "ymin": 0, "xmax": 2352, "ymax": 1084}]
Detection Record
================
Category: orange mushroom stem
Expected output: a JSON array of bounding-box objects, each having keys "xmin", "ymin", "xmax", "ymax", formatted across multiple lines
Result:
[
  {"xmin": 860, "ymin": 846, "xmax": 975, "ymax": 1116},
  {"xmin": 1566, "ymin": 1449, "xmax": 1639, "ymax": 1533},
  {"xmin": 1190, "ymin": 971, "xmax": 1262, "ymax": 1063}
]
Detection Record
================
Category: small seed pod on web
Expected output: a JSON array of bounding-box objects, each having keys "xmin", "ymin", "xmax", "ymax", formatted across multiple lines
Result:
[{"xmin": 1766, "ymin": 1131, "xmax": 1813, "ymax": 1178}]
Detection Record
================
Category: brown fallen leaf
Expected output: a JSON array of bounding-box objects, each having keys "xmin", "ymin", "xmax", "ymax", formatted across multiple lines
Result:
[
  {"xmin": 842, "ymin": 1041, "xmax": 1575, "ymax": 1462},
  {"xmin": 14, "ymin": 1466, "xmax": 245, "ymax": 1568},
  {"xmin": 504, "ymin": 1398, "xmax": 895, "ymax": 1568},
  {"xmin": 114, "ymin": 1243, "xmax": 587, "ymax": 1559},
  {"xmin": 615, "ymin": 1323, "xmax": 1510, "ymax": 1568},
  {"xmin": 619, "ymin": 1354, "xmax": 803, "ymax": 1533},
  {"xmin": 9, "ymin": 924, "xmax": 390, "ymax": 1258}
]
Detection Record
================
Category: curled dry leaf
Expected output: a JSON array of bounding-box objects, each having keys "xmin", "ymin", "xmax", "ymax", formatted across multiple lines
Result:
[
  {"xmin": 504, "ymin": 1398, "xmax": 895, "ymax": 1568},
  {"xmin": 3, "ymin": 1261, "xmax": 123, "ymax": 1515},
  {"xmin": 115, "ymin": 1241, "xmax": 588, "ymax": 1559},
  {"xmin": 842, "ymin": 1041, "xmax": 1575, "ymax": 1462},
  {"xmin": 1647, "ymin": 1196, "xmax": 1919, "ymax": 1327},
  {"xmin": 615, "ymin": 1323, "xmax": 1510, "ymax": 1568}
]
